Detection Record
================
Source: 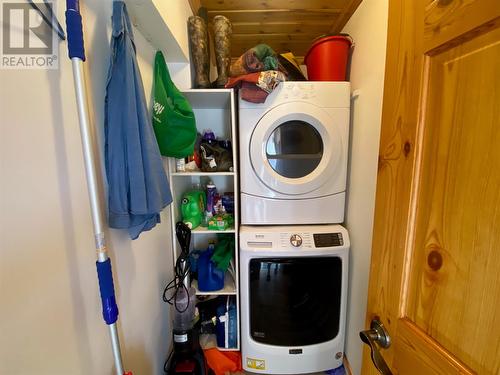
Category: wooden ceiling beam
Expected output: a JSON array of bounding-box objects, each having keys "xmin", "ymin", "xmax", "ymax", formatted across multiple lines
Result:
[
  {"xmin": 329, "ymin": 0, "xmax": 363, "ymax": 33},
  {"xmin": 202, "ymin": 0, "xmax": 348, "ymax": 10},
  {"xmin": 231, "ymin": 21, "xmax": 334, "ymax": 35},
  {"xmin": 199, "ymin": 0, "xmax": 362, "ymax": 58},
  {"xmin": 232, "ymin": 33, "xmax": 319, "ymax": 42},
  {"xmin": 208, "ymin": 9, "xmax": 342, "ymax": 15},
  {"xmin": 206, "ymin": 9, "xmax": 341, "ymax": 23},
  {"xmin": 231, "ymin": 40, "xmax": 312, "ymax": 56}
]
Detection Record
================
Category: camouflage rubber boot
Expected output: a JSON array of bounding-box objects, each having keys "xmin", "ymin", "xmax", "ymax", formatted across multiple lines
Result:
[
  {"xmin": 188, "ymin": 16, "xmax": 211, "ymax": 88},
  {"xmin": 213, "ymin": 15, "xmax": 232, "ymax": 87}
]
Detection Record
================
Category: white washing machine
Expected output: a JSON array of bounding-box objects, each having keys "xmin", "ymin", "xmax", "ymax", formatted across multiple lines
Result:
[
  {"xmin": 240, "ymin": 225, "xmax": 349, "ymax": 374},
  {"xmin": 239, "ymin": 82, "xmax": 350, "ymax": 225}
]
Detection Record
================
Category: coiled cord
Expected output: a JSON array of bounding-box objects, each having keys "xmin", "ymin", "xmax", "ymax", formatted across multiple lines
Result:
[{"xmin": 162, "ymin": 222, "xmax": 192, "ymax": 313}]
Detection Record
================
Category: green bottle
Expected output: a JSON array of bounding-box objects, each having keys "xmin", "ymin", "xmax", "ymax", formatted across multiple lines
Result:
[{"xmin": 181, "ymin": 189, "xmax": 206, "ymax": 229}]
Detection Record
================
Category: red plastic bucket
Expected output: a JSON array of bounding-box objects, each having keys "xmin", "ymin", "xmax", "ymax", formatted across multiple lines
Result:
[{"xmin": 304, "ymin": 35, "xmax": 352, "ymax": 81}]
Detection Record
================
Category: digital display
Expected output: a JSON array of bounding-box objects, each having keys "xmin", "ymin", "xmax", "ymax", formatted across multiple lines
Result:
[{"xmin": 313, "ymin": 233, "xmax": 343, "ymax": 247}]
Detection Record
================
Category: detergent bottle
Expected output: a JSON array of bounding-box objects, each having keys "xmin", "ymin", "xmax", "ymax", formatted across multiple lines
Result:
[{"xmin": 181, "ymin": 189, "xmax": 206, "ymax": 229}]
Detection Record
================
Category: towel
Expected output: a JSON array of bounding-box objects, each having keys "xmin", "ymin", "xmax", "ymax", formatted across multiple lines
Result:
[{"xmin": 104, "ymin": 1, "xmax": 172, "ymax": 239}]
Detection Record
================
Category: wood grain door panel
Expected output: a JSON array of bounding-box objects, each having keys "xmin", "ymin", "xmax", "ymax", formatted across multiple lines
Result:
[
  {"xmin": 363, "ymin": 0, "xmax": 500, "ymax": 373},
  {"xmin": 407, "ymin": 25, "xmax": 500, "ymax": 374}
]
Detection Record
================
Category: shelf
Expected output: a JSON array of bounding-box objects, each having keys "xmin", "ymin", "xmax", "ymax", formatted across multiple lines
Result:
[
  {"xmin": 124, "ymin": 0, "xmax": 189, "ymax": 62},
  {"xmin": 191, "ymin": 226, "xmax": 235, "ymax": 234},
  {"xmin": 169, "ymin": 87, "xmax": 240, "ymax": 351},
  {"xmin": 171, "ymin": 172, "xmax": 235, "ymax": 176},
  {"xmin": 217, "ymin": 346, "xmax": 240, "ymax": 351},
  {"xmin": 191, "ymin": 273, "xmax": 237, "ymax": 296},
  {"xmin": 181, "ymin": 89, "xmax": 233, "ymax": 109}
]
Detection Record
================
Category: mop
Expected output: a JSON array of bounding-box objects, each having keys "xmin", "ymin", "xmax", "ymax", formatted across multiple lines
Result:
[{"xmin": 65, "ymin": 1, "xmax": 130, "ymax": 374}]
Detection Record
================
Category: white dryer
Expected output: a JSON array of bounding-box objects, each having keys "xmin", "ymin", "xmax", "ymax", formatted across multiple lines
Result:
[{"xmin": 239, "ymin": 82, "xmax": 350, "ymax": 225}]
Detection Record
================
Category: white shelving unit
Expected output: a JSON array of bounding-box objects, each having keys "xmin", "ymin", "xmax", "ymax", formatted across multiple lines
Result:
[{"xmin": 168, "ymin": 89, "xmax": 240, "ymax": 351}]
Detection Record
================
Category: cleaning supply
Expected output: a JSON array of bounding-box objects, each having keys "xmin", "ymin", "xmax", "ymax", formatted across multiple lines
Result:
[
  {"xmin": 181, "ymin": 190, "xmax": 206, "ymax": 229},
  {"xmin": 221, "ymin": 193, "xmax": 234, "ymax": 214},
  {"xmin": 211, "ymin": 234, "xmax": 234, "ymax": 271},
  {"xmin": 206, "ymin": 182, "xmax": 217, "ymax": 214},
  {"xmin": 216, "ymin": 296, "xmax": 237, "ymax": 348},
  {"xmin": 66, "ymin": 1, "xmax": 129, "ymax": 372},
  {"xmin": 202, "ymin": 129, "xmax": 216, "ymax": 144},
  {"xmin": 208, "ymin": 213, "xmax": 233, "ymax": 231},
  {"xmin": 198, "ymin": 244, "xmax": 225, "ymax": 292},
  {"xmin": 163, "ymin": 222, "xmax": 206, "ymax": 375}
]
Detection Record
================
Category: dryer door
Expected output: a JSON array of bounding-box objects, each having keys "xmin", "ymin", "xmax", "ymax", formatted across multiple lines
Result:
[{"xmin": 250, "ymin": 102, "xmax": 343, "ymax": 195}]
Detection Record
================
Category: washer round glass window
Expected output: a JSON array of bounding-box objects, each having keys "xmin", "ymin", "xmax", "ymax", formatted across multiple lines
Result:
[{"xmin": 266, "ymin": 120, "xmax": 324, "ymax": 178}]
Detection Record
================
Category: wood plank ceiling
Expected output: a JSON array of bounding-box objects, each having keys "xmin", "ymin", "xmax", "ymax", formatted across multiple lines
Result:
[{"xmin": 194, "ymin": 0, "xmax": 363, "ymax": 60}]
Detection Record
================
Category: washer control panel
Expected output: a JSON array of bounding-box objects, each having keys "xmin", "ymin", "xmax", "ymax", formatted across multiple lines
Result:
[
  {"xmin": 242, "ymin": 225, "xmax": 348, "ymax": 251},
  {"xmin": 279, "ymin": 232, "xmax": 312, "ymax": 248}
]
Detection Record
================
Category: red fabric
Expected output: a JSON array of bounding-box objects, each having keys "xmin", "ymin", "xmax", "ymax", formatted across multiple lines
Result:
[
  {"xmin": 226, "ymin": 73, "xmax": 269, "ymax": 103},
  {"xmin": 203, "ymin": 348, "xmax": 242, "ymax": 375},
  {"xmin": 226, "ymin": 72, "xmax": 261, "ymax": 87}
]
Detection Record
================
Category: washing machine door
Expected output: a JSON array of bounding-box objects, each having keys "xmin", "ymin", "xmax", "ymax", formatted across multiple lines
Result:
[{"xmin": 250, "ymin": 102, "xmax": 343, "ymax": 195}]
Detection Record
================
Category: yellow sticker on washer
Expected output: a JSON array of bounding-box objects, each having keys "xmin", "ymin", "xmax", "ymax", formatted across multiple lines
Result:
[{"xmin": 247, "ymin": 357, "xmax": 266, "ymax": 370}]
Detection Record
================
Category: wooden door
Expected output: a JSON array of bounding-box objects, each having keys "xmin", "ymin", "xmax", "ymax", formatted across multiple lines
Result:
[{"xmin": 362, "ymin": 0, "xmax": 500, "ymax": 374}]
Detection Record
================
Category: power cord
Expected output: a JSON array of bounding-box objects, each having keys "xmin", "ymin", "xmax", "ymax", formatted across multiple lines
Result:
[
  {"xmin": 163, "ymin": 347, "xmax": 174, "ymax": 374},
  {"xmin": 162, "ymin": 222, "xmax": 192, "ymax": 313}
]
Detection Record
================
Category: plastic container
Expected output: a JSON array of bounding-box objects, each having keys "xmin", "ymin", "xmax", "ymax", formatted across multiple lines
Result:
[
  {"xmin": 222, "ymin": 193, "xmax": 235, "ymax": 214},
  {"xmin": 198, "ymin": 246, "xmax": 224, "ymax": 292},
  {"xmin": 304, "ymin": 35, "xmax": 352, "ymax": 81},
  {"xmin": 181, "ymin": 189, "xmax": 205, "ymax": 229},
  {"xmin": 173, "ymin": 286, "xmax": 197, "ymax": 331},
  {"xmin": 216, "ymin": 296, "xmax": 237, "ymax": 348}
]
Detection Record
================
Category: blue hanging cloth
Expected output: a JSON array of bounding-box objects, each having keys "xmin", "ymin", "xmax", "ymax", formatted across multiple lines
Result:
[{"xmin": 105, "ymin": 1, "xmax": 172, "ymax": 240}]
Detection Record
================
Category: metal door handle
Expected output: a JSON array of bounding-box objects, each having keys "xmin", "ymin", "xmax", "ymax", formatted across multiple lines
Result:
[{"xmin": 360, "ymin": 319, "xmax": 393, "ymax": 375}]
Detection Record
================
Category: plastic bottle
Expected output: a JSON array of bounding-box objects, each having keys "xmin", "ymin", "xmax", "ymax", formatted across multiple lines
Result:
[
  {"xmin": 206, "ymin": 181, "xmax": 217, "ymax": 214},
  {"xmin": 227, "ymin": 297, "xmax": 237, "ymax": 348}
]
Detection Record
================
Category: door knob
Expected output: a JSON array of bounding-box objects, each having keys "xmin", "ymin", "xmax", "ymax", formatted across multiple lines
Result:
[{"xmin": 360, "ymin": 319, "xmax": 393, "ymax": 375}]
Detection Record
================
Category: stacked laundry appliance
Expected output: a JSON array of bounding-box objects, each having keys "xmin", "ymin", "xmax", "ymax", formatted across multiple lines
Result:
[{"xmin": 238, "ymin": 82, "xmax": 351, "ymax": 374}]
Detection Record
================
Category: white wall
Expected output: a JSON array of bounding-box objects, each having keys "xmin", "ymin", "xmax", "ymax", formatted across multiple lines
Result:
[
  {"xmin": 0, "ymin": 1, "xmax": 191, "ymax": 374},
  {"xmin": 342, "ymin": 0, "xmax": 388, "ymax": 374},
  {"xmin": 152, "ymin": 0, "xmax": 192, "ymax": 61}
]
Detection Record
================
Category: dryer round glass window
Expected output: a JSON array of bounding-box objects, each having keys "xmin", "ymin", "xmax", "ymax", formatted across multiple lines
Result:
[
  {"xmin": 265, "ymin": 120, "xmax": 324, "ymax": 178},
  {"xmin": 249, "ymin": 102, "xmax": 344, "ymax": 196}
]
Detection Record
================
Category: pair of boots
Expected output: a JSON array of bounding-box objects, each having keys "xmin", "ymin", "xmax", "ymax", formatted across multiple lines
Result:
[{"xmin": 188, "ymin": 15, "xmax": 232, "ymax": 88}]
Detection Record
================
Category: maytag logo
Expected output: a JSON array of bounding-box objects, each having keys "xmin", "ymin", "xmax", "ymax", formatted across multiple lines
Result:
[{"xmin": 1, "ymin": 0, "xmax": 59, "ymax": 69}]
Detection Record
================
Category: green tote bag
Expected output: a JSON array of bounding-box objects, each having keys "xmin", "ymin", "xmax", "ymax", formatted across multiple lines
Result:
[{"xmin": 152, "ymin": 51, "xmax": 197, "ymax": 158}]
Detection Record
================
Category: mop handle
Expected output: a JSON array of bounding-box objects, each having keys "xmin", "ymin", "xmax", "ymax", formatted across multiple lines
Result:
[
  {"xmin": 65, "ymin": 0, "xmax": 85, "ymax": 60},
  {"xmin": 65, "ymin": 1, "xmax": 129, "ymax": 374}
]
